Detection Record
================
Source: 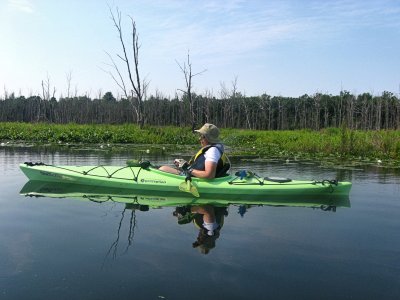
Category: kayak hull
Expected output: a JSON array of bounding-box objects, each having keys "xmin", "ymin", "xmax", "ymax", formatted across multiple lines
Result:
[{"xmin": 19, "ymin": 163, "xmax": 352, "ymax": 197}]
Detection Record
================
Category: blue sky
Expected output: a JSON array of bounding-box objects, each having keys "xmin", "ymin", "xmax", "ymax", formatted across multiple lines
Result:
[{"xmin": 0, "ymin": 0, "xmax": 399, "ymax": 99}]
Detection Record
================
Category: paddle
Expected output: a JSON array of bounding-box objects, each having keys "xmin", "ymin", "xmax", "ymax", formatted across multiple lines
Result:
[
  {"xmin": 173, "ymin": 159, "xmax": 200, "ymax": 197},
  {"xmin": 179, "ymin": 174, "xmax": 200, "ymax": 197}
]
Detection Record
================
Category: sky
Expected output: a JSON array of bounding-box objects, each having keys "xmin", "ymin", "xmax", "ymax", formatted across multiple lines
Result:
[{"xmin": 0, "ymin": 0, "xmax": 399, "ymax": 99}]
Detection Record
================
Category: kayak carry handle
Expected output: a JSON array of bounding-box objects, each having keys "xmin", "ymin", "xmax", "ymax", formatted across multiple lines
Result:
[
  {"xmin": 312, "ymin": 179, "xmax": 339, "ymax": 186},
  {"xmin": 24, "ymin": 161, "xmax": 46, "ymax": 167},
  {"xmin": 264, "ymin": 177, "xmax": 292, "ymax": 183}
]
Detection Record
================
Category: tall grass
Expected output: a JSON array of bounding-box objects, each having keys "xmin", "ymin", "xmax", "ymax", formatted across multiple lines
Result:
[
  {"xmin": 0, "ymin": 122, "xmax": 399, "ymax": 160},
  {"xmin": 222, "ymin": 127, "xmax": 400, "ymax": 160}
]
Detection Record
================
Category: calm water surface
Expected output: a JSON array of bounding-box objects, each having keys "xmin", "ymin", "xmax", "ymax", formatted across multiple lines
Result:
[{"xmin": 0, "ymin": 147, "xmax": 399, "ymax": 300}]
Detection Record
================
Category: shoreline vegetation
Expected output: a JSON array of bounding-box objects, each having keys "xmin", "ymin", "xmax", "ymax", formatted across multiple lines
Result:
[{"xmin": 1, "ymin": 123, "xmax": 399, "ymax": 166}]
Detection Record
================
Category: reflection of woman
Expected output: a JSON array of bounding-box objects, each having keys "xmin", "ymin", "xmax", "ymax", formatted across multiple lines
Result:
[{"xmin": 173, "ymin": 205, "xmax": 227, "ymax": 254}]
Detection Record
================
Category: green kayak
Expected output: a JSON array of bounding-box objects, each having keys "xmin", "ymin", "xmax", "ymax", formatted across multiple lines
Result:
[
  {"xmin": 20, "ymin": 180, "xmax": 350, "ymax": 210},
  {"xmin": 20, "ymin": 161, "xmax": 352, "ymax": 198}
]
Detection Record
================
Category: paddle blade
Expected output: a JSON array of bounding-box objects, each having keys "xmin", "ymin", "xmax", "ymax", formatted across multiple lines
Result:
[
  {"xmin": 179, "ymin": 181, "xmax": 190, "ymax": 192},
  {"xmin": 190, "ymin": 185, "xmax": 200, "ymax": 197},
  {"xmin": 179, "ymin": 181, "xmax": 200, "ymax": 197}
]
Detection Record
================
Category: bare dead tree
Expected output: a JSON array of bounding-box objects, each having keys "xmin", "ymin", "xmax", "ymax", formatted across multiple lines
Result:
[
  {"xmin": 39, "ymin": 74, "xmax": 55, "ymax": 121},
  {"xmin": 176, "ymin": 50, "xmax": 206, "ymax": 132},
  {"xmin": 231, "ymin": 76, "xmax": 251, "ymax": 129},
  {"xmin": 3, "ymin": 85, "xmax": 8, "ymax": 99},
  {"xmin": 202, "ymin": 88, "xmax": 213, "ymax": 124},
  {"xmin": 313, "ymin": 93, "xmax": 321, "ymax": 130},
  {"xmin": 219, "ymin": 81, "xmax": 230, "ymax": 128},
  {"xmin": 97, "ymin": 89, "xmax": 103, "ymax": 100},
  {"xmin": 41, "ymin": 76, "xmax": 50, "ymax": 101},
  {"xmin": 105, "ymin": 6, "xmax": 149, "ymax": 128},
  {"xmin": 66, "ymin": 70, "xmax": 72, "ymax": 98},
  {"xmin": 74, "ymin": 85, "xmax": 78, "ymax": 98}
]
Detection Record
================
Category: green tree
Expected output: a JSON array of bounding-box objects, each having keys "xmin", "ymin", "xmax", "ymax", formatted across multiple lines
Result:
[{"xmin": 103, "ymin": 91, "xmax": 116, "ymax": 102}]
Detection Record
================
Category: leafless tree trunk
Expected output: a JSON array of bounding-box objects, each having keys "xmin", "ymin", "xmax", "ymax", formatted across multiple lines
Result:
[
  {"xmin": 39, "ymin": 74, "xmax": 55, "ymax": 121},
  {"xmin": 41, "ymin": 75, "xmax": 51, "ymax": 101},
  {"xmin": 313, "ymin": 94, "xmax": 321, "ymax": 130},
  {"xmin": 97, "ymin": 89, "xmax": 103, "ymax": 100},
  {"xmin": 219, "ymin": 82, "xmax": 230, "ymax": 128},
  {"xmin": 375, "ymin": 97, "xmax": 382, "ymax": 130},
  {"xmin": 177, "ymin": 51, "xmax": 206, "ymax": 132},
  {"xmin": 322, "ymin": 97, "xmax": 329, "ymax": 128},
  {"xmin": 106, "ymin": 6, "xmax": 148, "ymax": 128},
  {"xmin": 231, "ymin": 77, "xmax": 250, "ymax": 129},
  {"xmin": 203, "ymin": 89, "xmax": 213, "ymax": 124},
  {"xmin": 66, "ymin": 70, "xmax": 72, "ymax": 98}
]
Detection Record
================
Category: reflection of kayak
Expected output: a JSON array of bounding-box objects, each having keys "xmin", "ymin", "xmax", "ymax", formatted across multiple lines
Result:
[
  {"xmin": 20, "ymin": 162, "xmax": 352, "ymax": 197},
  {"xmin": 20, "ymin": 180, "xmax": 350, "ymax": 210}
]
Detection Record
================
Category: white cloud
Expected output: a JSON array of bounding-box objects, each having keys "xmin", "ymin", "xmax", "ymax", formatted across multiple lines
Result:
[
  {"xmin": 8, "ymin": 0, "xmax": 34, "ymax": 14},
  {"xmin": 308, "ymin": 0, "xmax": 400, "ymax": 29},
  {"xmin": 142, "ymin": 2, "xmax": 307, "ymax": 65}
]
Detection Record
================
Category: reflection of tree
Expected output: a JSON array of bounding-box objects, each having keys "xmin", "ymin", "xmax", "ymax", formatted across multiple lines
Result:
[
  {"xmin": 99, "ymin": 197, "xmax": 139, "ymax": 267},
  {"xmin": 125, "ymin": 209, "xmax": 137, "ymax": 253},
  {"xmin": 105, "ymin": 208, "xmax": 127, "ymax": 260},
  {"xmin": 105, "ymin": 207, "xmax": 138, "ymax": 260}
]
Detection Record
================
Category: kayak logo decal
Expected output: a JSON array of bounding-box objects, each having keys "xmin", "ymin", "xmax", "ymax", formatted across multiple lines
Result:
[
  {"xmin": 40, "ymin": 171, "xmax": 62, "ymax": 178},
  {"xmin": 139, "ymin": 196, "xmax": 167, "ymax": 201},
  {"xmin": 140, "ymin": 178, "xmax": 166, "ymax": 184}
]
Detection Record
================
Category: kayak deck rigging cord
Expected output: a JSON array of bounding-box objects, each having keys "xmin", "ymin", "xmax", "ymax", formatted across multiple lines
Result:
[
  {"xmin": 23, "ymin": 161, "xmax": 149, "ymax": 182},
  {"xmin": 228, "ymin": 169, "xmax": 338, "ymax": 192}
]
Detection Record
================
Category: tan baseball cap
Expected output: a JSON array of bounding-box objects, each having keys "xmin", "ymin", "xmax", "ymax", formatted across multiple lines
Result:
[{"xmin": 194, "ymin": 123, "xmax": 220, "ymax": 143}]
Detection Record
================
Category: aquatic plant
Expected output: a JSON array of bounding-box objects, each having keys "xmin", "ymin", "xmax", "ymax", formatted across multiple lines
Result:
[{"xmin": 0, "ymin": 122, "xmax": 399, "ymax": 162}]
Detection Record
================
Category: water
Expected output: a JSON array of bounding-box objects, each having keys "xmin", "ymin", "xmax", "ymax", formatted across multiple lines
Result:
[{"xmin": 0, "ymin": 146, "xmax": 399, "ymax": 300}]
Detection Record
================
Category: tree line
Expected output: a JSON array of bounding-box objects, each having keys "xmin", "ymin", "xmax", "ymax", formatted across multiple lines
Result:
[{"xmin": 0, "ymin": 90, "xmax": 399, "ymax": 130}]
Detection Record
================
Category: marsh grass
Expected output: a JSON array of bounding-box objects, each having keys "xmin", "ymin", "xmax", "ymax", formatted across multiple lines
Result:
[
  {"xmin": 0, "ymin": 123, "xmax": 197, "ymax": 144},
  {"xmin": 0, "ymin": 122, "xmax": 399, "ymax": 162}
]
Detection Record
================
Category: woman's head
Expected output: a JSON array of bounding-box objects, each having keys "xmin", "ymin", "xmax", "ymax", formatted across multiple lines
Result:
[{"xmin": 195, "ymin": 123, "xmax": 220, "ymax": 145}]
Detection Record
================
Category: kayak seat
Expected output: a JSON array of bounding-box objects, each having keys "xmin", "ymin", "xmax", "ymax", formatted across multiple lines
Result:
[{"xmin": 216, "ymin": 163, "xmax": 231, "ymax": 178}]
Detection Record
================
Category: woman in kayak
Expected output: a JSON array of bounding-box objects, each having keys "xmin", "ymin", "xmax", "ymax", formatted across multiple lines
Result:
[{"xmin": 159, "ymin": 123, "xmax": 230, "ymax": 179}]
